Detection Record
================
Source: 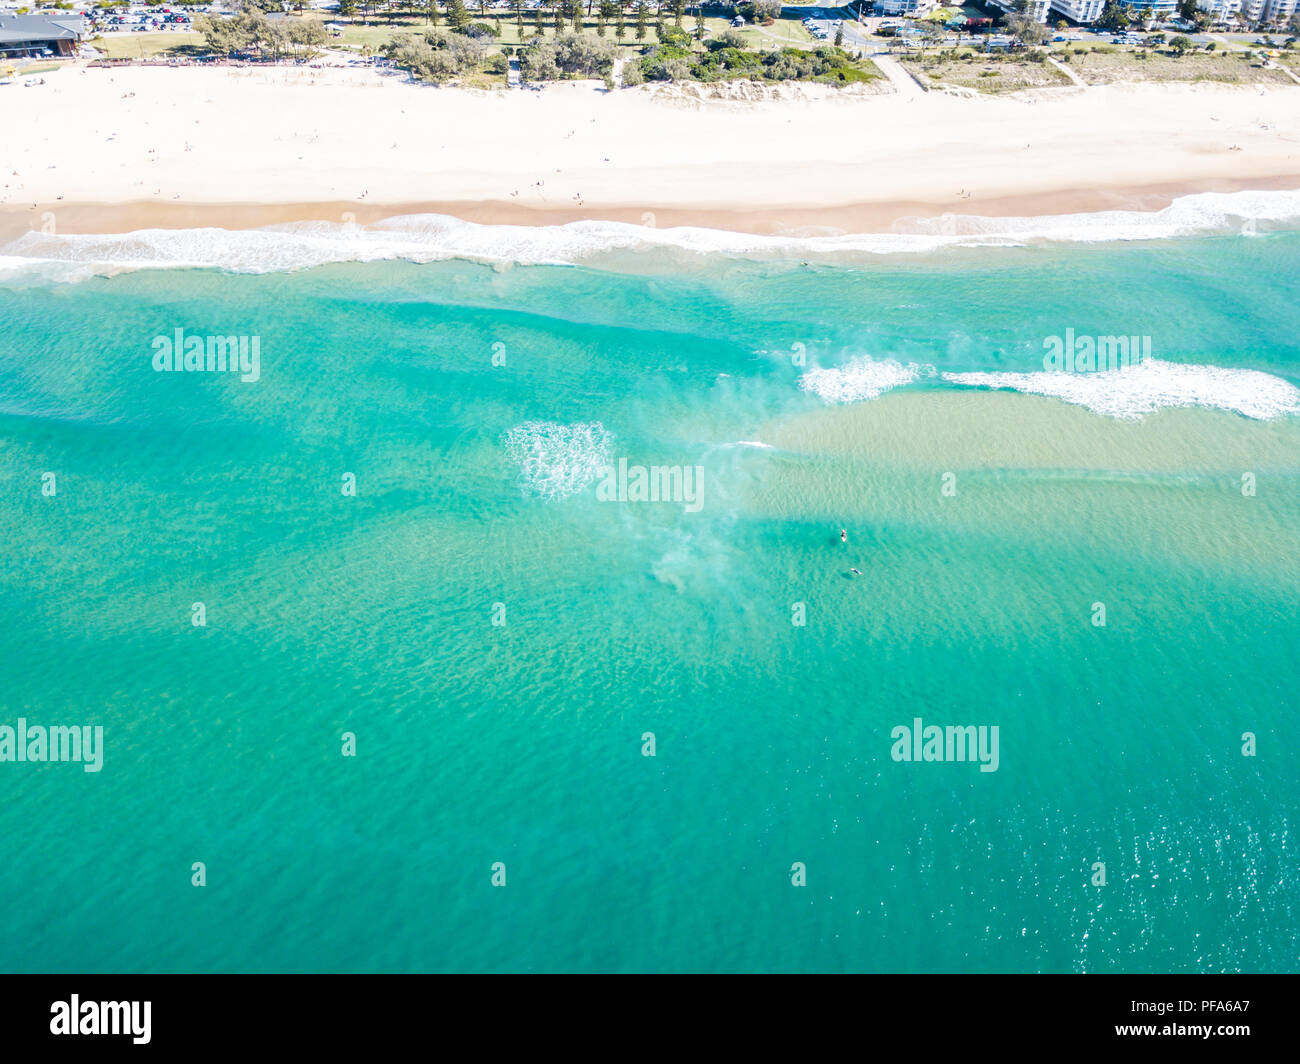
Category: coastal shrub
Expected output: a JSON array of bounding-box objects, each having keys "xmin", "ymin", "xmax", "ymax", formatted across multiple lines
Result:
[
  {"xmin": 385, "ymin": 31, "xmax": 487, "ymax": 81},
  {"xmin": 485, "ymin": 53, "xmax": 509, "ymax": 74},
  {"xmin": 1005, "ymin": 13, "xmax": 1049, "ymax": 46},
  {"xmin": 763, "ymin": 46, "xmax": 871, "ymax": 84},
  {"xmin": 463, "ymin": 22, "xmax": 499, "ymax": 40},
  {"xmin": 708, "ymin": 29, "xmax": 747, "ymax": 51},
  {"xmin": 640, "ymin": 42, "xmax": 690, "ymax": 81},
  {"xmin": 622, "ymin": 60, "xmax": 644, "ymax": 85},
  {"xmin": 641, "ymin": 42, "xmax": 877, "ymax": 86},
  {"xmin": 521, "ymin": 47, "xmax": 561, "ymax": 79},
  {"xmin": 197, "ymin": 13, "xmax": 325, "ymax": 59},
  {"xmin": 739, "ymin": 0, "xmax": 782, "ymax": 21},
  {"xmin": 656, "ymin": 25, "xmax": 692, "ymax": 47},
  {"xmin": 553, "ymin": 32, "xmax": 618, "ymax": 76},
  {"xmin": 654, "ymin": 56, "xmax": 693, "ymax": 81},
  {"xmin": 692, "ymin": 45, "xmax": 765, "ymax": 81},
  {"xmin": 523, "ymin": 33, "xmax": 618, "ymax": 80}
]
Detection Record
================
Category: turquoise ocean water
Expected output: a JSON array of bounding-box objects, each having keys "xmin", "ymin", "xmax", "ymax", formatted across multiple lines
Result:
[{"xmin": 0, "ymin": 215, "xmax": 1297, "ymax": 972}]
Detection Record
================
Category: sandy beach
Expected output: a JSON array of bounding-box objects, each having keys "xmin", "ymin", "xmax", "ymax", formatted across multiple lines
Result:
[{"xmin": 2, "ymin": 63, "xmax": 1299, "ymax": 237}]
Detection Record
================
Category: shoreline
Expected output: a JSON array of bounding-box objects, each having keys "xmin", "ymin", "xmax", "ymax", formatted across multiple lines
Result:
[
  {"xmin": 4, "ymin": 174, "xmax": 1300, "ymax": 242},
  {"xmin": 4, "ymin": 66, "xmax": 1300, "ymax": 241}
]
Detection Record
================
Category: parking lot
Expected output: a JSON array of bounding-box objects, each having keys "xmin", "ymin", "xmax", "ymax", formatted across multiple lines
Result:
[{"xmin": 88, "ymin": 4, "xmax": 202, "ymax": 35}]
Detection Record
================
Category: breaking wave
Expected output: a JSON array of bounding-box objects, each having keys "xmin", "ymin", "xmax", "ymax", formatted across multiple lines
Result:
[
  {"xmin": 2, "ymin": 188, "xmax": 1298, "ymax": 281},
  {"xmin": 942, "ymin": 359, "xmax": 1300, "ymax": 421},
  {"xmin": 799, "ymin": 356, "xmax": 924, "ymax": 404},
  {"xmin": 502, "ymin": 420, "xmax": 613, "ymax": 500},
  {"xmin": 793, "ymin": 354, "xmax": 1299, "ymax": 421}
]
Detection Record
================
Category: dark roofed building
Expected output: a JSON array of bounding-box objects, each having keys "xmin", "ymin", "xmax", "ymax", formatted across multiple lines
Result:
[{"xmin": 0, "ymin": 13, "xmax": 85, "ymax": 58}]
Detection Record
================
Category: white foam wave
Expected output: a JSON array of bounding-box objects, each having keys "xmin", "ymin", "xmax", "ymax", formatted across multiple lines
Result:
[
  {"xmin": 502, "ymin": 420, "xmax": 612, "ymax": 500},
  {"xmin": 942, "ymin": 359, "xmax": 1300, "ymax": 420},
  {"xmin": 799, "ymin": 356, "xmax": 922, "ymax": 404},
  {"xmin": 897, "ymin": 188, "xmax": 1300, "ymax": 244},
  {"xmin": 1, "ymin": 188, "xmax": 1298, "ymax": 281}
]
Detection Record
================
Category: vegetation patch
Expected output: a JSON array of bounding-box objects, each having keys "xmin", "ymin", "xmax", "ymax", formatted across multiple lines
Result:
[
  {"xmin": 635, "ymin": 29, "xmax": 880, "ymax": 86},
  {"xmin": 1065, "ymin": 47, "xmax": 1297, "ymax": 86},
  {"xmin": 901, "ymin": 49, "xmax": 1070, "ymax": 94}
]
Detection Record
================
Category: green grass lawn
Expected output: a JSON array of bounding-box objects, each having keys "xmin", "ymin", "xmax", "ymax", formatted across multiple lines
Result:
[
  {"xmin": 2, "ymin": 60, "xmax": 68, "ymax": 75},
  {"xmin": 93, "ymin": 31, "xmax": 205, "ymax": 59}
]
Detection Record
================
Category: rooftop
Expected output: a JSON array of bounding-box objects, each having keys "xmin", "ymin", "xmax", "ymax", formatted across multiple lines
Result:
[{"xmin": 0, "ymin": 13, "xmax": 85, "ymax": 43}]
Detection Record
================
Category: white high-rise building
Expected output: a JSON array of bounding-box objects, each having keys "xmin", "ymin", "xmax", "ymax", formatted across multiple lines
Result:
[
  {"xmin": 1049, "ymin": 0, "xmax": 1105, "ymax": 22},
  {"xmin": 1122, "ymin": 0, "xmax": 1180, "ymax": 18},
  {"xmin": 873, "ymin": 0, "xmax": 938, "ymax": 14},
  {"xmin": 986, "ymin": 0, "xmax": 1053, "ymax": 22},
  {"xmin": 1259, "ymin": 0, "xmax": 1297, "ymax": 22},
  {"xmin": 1197, "ymin": 0, "xmax": 1243, "ymax": 19}
]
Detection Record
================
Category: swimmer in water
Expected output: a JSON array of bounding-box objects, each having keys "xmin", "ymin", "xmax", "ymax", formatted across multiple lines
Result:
[
  {"xmin": 840, "ymin": 529, "xmax": 847, "ymax": 543},
  {"xmin": 850, "ymin": 568, "xmax": 862, "ymax": 576}
]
